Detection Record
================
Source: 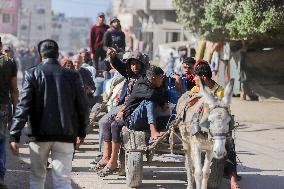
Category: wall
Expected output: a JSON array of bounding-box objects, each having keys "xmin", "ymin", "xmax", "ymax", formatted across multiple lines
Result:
[
  {"xmin": 18, "ymin": 0, "xmax": 52, "ymax": 47},
  {"xmin": 0, "ymin": 0, "xmax": 21, "ymax": 35}
]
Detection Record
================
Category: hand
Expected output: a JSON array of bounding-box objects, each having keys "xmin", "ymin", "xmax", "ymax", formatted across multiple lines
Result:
[
  {"xmin": 75, "ymin": 137, "xmax": 84, "ymax": 150},
  {"xmin": 10, "ymin": 142, "xmax": 19, "ymax": 156},
  {"xmin": 161, "ymin": 103, "xmax": 169, "ymax": 111},
  {"xmin": 115, "ymin": 111, "xmax": 124, "ymax": 120},
  {"xmin": 85, "ymin": 86, "xmax": 93, "ymax": 94},
  {"xmin": 171, "ymin": 73, "xmax": 180, "ymax": 80},
  {"xmin": 107, "ymin": 47, "xmax": 117, "ymax": 59},
  {"xmin": 91, "ymin": 53, "xmax": 95, "ymax": 60}
]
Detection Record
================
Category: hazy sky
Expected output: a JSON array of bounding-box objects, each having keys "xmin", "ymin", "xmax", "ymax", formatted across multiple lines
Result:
[{"xmin": 52, "ymin": 0, "xmax": 113, "ymax": 22}]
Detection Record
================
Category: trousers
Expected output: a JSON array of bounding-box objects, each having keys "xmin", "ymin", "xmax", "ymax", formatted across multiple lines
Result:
[{"xmin": 29, "ymin": 142, "xmax": 74, "ymax": 189}]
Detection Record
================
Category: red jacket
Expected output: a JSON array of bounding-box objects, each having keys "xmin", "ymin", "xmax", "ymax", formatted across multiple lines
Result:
[{"xmin": 90, "ymin": 24, "xmax": 109, "ymax": 53}]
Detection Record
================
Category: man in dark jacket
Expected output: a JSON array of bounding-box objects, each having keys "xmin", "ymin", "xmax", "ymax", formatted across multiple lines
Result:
[
  {"xmin": 92, "ymin": 49, "xmax": 149, "ymax": 172},
  {"xmin": 0, "ymin": 37, "xmax": 19, "ymax": 189},
  {"xmin": 124, "ymin": 65, "xmax": 168, "ymax": 139},
  {"xmin": 103, "ymin": 17, "xmax": 125, "ymax": 53},
  {"xmin": 73, "ymin": 54, "xmax": 96, "ymax": 108},
  {"xmin": 9, "ymin": 39, "xmax": 89, "ymax": 189}
]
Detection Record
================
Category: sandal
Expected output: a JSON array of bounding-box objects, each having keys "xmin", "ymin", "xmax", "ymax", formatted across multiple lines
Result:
[
  {"xmin": 98, "ymin": 166, "xmax": 118, "ymax": 177},
  {"xmin": 89, "ymin": 155, "xmax": 102, "ymax": 165},
  {"xmin": 90, "ymin": 162, "xmax": 106, "ymax": 172}
]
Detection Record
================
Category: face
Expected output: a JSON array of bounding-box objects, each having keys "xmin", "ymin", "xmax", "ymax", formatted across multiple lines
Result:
[
  {"xmin": 98, "ymin": 16, "xmax": 105, "ymax": 24},
  {"xmin": 65, "ymin": 60, "xmax": 74, "ymax": 70},
  {"xmin": 73, "ymin": 55, "xmax": 82, "ymax": 70},
  {"xmin": 151, "ymin": 75, "xmax": 164, "ymax": 88},
  {"xmin": 209, "ymin": 108, "xmax": 230, "ymax": 159},
  {"xmin": 130, "ymin": 60, "xmax": 142, "ymax": 75},
  {"xmin": 111, "ymin": 20, "xmax": 120, "ymax": 28},
  {"xmin": 182, "ymin": 63, "xmax": 194, "ymax": 74},
  {"xmin": 193, "ymin": 74, "xmax": 200, "ymax": 87},
  {"xmin": 81, "ymin": 52, "xmax": 90, "ymax": 63},
  {"xmin": 4, "ymin": 50, "xmax": 12, "ymax": 57}
]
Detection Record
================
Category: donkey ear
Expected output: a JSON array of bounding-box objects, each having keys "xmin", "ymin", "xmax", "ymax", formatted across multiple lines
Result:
[
  {"xmin": 199, "ymin": 76, "xmax": 216, "ymax": 108},
  {"xmin": 222, "ymin": 79, "xmax": 234, "ymax": 107}
]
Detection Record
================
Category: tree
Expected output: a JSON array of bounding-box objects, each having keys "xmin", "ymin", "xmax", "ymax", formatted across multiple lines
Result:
[{"xmin": 174, "ymin": 0, "xmax": 284, "ymax": 45}]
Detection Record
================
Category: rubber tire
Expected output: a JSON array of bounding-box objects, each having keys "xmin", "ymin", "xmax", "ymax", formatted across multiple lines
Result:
[
  {"xmin": 207, "ymin": 158, "xmax": 225, "ymax": 189},
  {"xmin": 125, "ymin": 151, "xmax": 143, "ymax": 188}
]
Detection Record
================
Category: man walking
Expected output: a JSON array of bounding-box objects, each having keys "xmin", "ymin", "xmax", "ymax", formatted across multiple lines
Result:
[
  {"xmin": 0, "ymin": 37, "xmax": 19, "ymax": 189},
  {"xmin": 90, "ymin": 12, "xmax": 109, "ymax": 70},
  {"xmin": 9, "ymin": 39, "xmax": 89, "ymax": 189}
]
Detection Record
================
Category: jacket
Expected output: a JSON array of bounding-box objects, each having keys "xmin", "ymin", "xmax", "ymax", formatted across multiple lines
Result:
[
  {"xmin": 90, "ymin": 23, "xmax": 109, "ymax": 53},
  {"xmin": 10, "ymin": 58, "xmax": 89, "ymax": 143},
  {"xmin": 103, "ymin": 27, "xmax": 125, "ymax": 52},
  {"xmin": 124, "ymin": 75, "xmax": 167, "ymax": 119}
]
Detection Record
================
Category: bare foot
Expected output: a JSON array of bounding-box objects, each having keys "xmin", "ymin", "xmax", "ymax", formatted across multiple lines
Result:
[
  {"xmin": 105, "ymin": 161, "xmax": 118, "ymax": 171},
  {"xmin": 97, "ymin": 157, "xmax": 109, "ymax": 166},
  {"xmin": 230, "ymin": 176, "xmax": 240, "ymax": 189},
  {"xmin": 151, "ymin": 132, "xmax": 161, "ymax": 140}
]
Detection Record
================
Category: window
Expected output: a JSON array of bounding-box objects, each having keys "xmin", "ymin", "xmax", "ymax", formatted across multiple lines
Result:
[
  {"xmin": 166, "ymin": 32, "xmax": 180, "ymax": 43},
  {"xmin": 2, "ymin": 13, "xmax": 11, "ymax": 23},
  {"xmin": 21, "ymin": 25, "xmax": 28, "ymax": 30},
  {"xmin": 37, "ymin": 8, "xmax": 45, "ymax": 14}
]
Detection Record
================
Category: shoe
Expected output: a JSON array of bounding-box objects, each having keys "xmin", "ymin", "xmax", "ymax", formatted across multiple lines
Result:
[{"xmin": 90, "ymin": 162, "xmax": 106, "ymax": 172}]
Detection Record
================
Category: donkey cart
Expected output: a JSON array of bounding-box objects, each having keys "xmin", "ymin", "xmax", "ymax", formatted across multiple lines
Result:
[{"xmin": 118, "ymin": 121, "xmax": 226, "ymax": 189}]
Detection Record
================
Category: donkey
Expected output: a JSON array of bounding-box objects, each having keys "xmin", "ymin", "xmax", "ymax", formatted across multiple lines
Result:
[{"xmin": 176, "ymin": 79, "xmax": 234, "ymax": 189}]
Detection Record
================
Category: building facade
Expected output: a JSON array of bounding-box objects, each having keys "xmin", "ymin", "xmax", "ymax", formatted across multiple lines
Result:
[
  {"xmin": 51, "ymin": 13, "xmax": 92, "ymax": 53},
  {"xmin": 17, "ymin": 0, "xmax": 52, "ymax": 47},
  {"xmin": 0, "ymin": 0, "xmax": 21, "ymax": 35},
  {"xmin": 114, "ymin": 0, "xmax": 193, "ymax": 58}
]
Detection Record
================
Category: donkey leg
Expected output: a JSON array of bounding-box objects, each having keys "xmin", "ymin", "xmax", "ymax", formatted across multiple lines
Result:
[
  {"xmin": 184, "ymin": 149, "xmax": 194, "ymax": 189},
  {"xmin": 201, "ymin": 151, "xmax": 213, "ymax": 189},
  {"xmin": 191, "ymin": 145, "xmax": 202, "ymax": 189}
]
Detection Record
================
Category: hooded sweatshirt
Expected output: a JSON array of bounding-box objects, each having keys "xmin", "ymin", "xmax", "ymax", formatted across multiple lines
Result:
[{"xmin": 124, "ymin": 75, "xmax": 167, "ymax": 119}]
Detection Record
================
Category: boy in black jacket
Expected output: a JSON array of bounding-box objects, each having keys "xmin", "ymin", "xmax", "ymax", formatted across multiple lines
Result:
[{"xmin": 124, "ymin": 65, "xmax": 168, "ymax": 140}]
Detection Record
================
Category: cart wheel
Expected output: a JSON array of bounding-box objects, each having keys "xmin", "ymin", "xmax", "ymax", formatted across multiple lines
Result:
[
  {"xmin": 126, "ymin": 151, "xmax": 143, "ymax": 188},
  {"xmin": 207, "ymin": 158, "xmax": 224, "ymax": 189},
  {"xmin": 118, "ymin": 147, "xmax": 126, "ymax": 176}
]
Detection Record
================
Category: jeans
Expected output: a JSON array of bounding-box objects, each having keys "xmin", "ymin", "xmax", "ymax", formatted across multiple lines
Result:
[
  {"xmin": 0, "ymin": 138, "xmax": 6, "ymax": 183},
  {"xmin": 29, "ymin": 142, "xmax": 74, "ymax": 189},
  {"xmin": 127, "ymin": 100, "xmax": 156, "ymax": 131},
  {"xmin": 0, "ymin": 105, "xmax": 9, "ymax": 182}
]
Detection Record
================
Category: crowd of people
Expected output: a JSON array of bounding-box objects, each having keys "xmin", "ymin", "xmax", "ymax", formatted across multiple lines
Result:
[{"xmin": 0, "ymin": 12, "xmax": 240, "ymax": 189}]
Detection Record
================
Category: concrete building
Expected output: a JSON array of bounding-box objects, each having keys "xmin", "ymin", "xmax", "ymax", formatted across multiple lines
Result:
[
  {"xmin": 0, "ymin": 0, "xmax": 21, "ymax": 35},
  {"xmin": 17, "ymin": 0, "xmax": 52, "ymax": 47},
  {"xmin": 50, "ymin": 13, "xmax": 92, "ymax": 53},
  {"xmin": 67, "ymin": 17, "xmax": 92, "ymax": 53},
  {"xmin": 51, "ymin": 13, "xmax": 71, "ymax": 53},
  {"xmin": 114, "ymin": 0, "xmax": 193, "ymax": 58}
]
